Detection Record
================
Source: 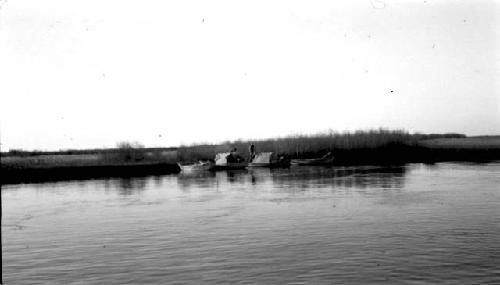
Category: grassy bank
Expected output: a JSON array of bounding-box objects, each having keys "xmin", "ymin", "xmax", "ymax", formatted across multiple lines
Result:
[{"xmin": 1, "ymin": 146, "xmax": 180, "ymax": 184}]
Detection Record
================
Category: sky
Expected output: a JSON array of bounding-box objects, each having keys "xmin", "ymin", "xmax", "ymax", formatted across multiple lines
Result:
[{"xmin": 1, "ymin": 0, "xmax": 499, "ymax": 151}]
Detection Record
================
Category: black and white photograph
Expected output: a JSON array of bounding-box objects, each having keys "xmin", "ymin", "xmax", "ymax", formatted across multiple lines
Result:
[{"xmin": 1, "ymin": 0, "xmax": 499, "ymax": 284}]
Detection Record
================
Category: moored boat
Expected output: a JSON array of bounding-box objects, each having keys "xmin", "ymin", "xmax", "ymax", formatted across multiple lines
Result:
[
  {"xmin": 247, "ymin": 152, "xmax": 290, "ymax": 168},
  {"xmin": 210, "ymin": 152, "xmax": 247, "ymax": 171},
  {"xmin": 177, "ymin": 161, "xmax": 214, "ymax": 172},
  {"xmin": 290, "ymin": 152, "xmax": 334, "ymax": 166}
]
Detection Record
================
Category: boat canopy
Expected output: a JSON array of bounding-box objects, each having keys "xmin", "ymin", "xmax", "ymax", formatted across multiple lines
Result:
[
  {"xmin": 215, "ymin": 152, "xmax": 230, "ymax": 165},
  {"xmin": 252, "ymin": 152, "xmax": 273, "ymax": 164}
]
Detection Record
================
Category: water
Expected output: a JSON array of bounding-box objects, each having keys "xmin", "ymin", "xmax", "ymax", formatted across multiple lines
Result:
[{"xmin": 2, "ymin": 162, "xmax": 500, "ymax": 284}]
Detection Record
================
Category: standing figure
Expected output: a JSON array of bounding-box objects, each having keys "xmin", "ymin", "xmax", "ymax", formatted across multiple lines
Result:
[{"xmin": 249, "ymin": 144, "xmax": 256, "ymax": 162}]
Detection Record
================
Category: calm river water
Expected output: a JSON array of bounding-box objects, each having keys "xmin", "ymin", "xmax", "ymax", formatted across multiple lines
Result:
[{"xmin": 2, "ymin": 162, "xmax": 500, "ymax": 284}]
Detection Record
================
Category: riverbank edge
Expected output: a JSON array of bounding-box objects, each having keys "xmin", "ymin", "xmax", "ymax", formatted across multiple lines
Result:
[{"xmin": 1, "ymin": 162, "xmax": 181, "ymax": 185}]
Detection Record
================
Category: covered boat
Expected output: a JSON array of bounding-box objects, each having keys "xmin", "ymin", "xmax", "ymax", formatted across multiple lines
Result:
[
  {"xmin": 247, "ymin": 152, "xmax": 290, "ymax": 168},
  {"xmin": 210, "ymin": 152, "xmax": 247, "ymax": 170}
]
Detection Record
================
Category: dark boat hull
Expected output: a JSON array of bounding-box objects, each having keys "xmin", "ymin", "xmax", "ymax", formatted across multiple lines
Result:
[
  {"xmin": 209, "ymin": 163, "xmax": 247, "ymax": 171},
  {"xmin": 247, "ymin": 161, "xmax": 291, "ymax": 168},
  {"xmin": 290, "ymin": 158, "xmax": 334, "ymax": 166}
]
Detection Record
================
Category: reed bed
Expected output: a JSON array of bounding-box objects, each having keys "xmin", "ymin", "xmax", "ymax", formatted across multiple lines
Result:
[
  {"xmin": 178, "ymin": 129, "xmax": 425, "ymax": 163},
  {"xmin": 176, "ymin": 130, "xmax": 500, "ymax": 164}
]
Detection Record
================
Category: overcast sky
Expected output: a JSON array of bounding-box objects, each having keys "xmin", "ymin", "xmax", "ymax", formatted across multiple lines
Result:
[{"xmin": 1, "ymin": 0, "xmax": 499, "ymax": 151}]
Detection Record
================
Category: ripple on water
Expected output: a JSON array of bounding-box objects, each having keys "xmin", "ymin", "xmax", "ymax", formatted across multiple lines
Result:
[{"xmin": 2, "ymin": 162, "xmax": 500, "ymax": 284}]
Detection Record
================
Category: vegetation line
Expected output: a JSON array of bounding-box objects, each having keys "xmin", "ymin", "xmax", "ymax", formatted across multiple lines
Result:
[{"xmin": 2, "ymin": 129, "xmax": 499, "ymax": 184}]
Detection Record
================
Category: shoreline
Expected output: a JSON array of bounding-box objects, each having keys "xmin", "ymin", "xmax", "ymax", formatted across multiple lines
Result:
[
  {"xmin": 2, "ymin": 135, "xmax": 499, "ymax": 185},
  {"xmin": 2, "ymin": 154, "xmax": 498, "ymax": 185}
]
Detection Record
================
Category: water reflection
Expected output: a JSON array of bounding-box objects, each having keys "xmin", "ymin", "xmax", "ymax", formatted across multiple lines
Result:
[
  {"xmin": 152, "ymin": 175, "xmax": 164, "ymax": 187},
  {"xmin": 176, "ymin": 171, "xmax": 217, "ymax": 190},
  {"xmin": 23, "ymin": 165, "xmax": 406, "ymax": 196},
  {"xmin": 248, "ymin": 168, "xmax": 272, "ymax": 185},
  {"xmin": 272, "ymin": 166, "xmax": 406, "ymax": 190},
  {"xmin": 104, "ymin": 177, "xmax": 148, "ymax": 195},
  {"xmin": 218, "ymin": 170, "xmax": 249, "ymax": 184},
  {"xmin": 175, "ymin": 165, "xmax": 406, "ymax": 191}
]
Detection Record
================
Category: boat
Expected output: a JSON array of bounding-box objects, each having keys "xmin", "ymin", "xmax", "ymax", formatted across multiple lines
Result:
[
  {"xmin": 247, "ymin": 152, "xmax": 290, "ymax": 168},
  {"xmin": 290, "ymin": 152, "xmax": 334, "ymax": 166},
  {"xmin": 209, "ymin": 152, "xmax": 247, "ymax": 171},
  {"xmin": 177, "ymin": 161, "xmax": 214, "ymax": 172}
]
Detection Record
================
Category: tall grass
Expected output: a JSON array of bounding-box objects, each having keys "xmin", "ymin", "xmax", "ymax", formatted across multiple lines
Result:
[{"xmin": 177, "ymin": 129, "xmax": 429, "ymax": 163}]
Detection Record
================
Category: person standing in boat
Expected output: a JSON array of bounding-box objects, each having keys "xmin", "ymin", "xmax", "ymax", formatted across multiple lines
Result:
[{"xmin": 248, "ymin": 144, "xmax": 256, "ymax": 162}]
